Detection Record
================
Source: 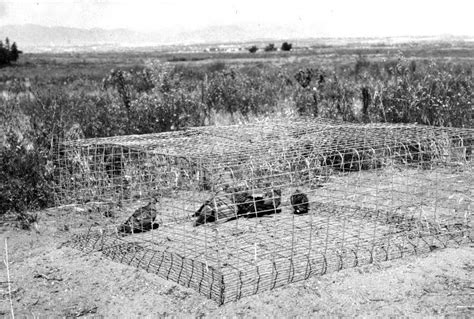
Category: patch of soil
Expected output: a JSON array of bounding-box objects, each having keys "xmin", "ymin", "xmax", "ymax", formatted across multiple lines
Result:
[{"xmin": 1, "ymin": 218, "xmax": 473, "ymax": 317}]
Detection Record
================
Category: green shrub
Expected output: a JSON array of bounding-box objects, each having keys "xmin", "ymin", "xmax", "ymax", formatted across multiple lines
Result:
[
  {"xmin": 264, "ymin": 43, "xmax": 277, "ymax": 52},
  {"xmin": 281, "ymin": 42, "xmax": 292, "ymax": 51},
  {"xmin": 205, "ymin": 68, "xmax": 280, "ymax": 117},
  {"xmin": 374, "ymin": 58, "xmax": 472, "ymax": 126},
  {"xmin": 248, "ymin": 46, "xmax": 258, "ymax": 53},
  {"xmin": 0, "ymin": 133, "xmax": 53, "ymax": 215}
]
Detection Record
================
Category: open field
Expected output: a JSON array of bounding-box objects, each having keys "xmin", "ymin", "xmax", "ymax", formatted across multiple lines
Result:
[
  {"xmin": 1, "ymin": 39, "xmax": 473, "ymax": 316},
  {"xmin": 2, "ymin": 39, "xmax": 474, "ymax": 86}
]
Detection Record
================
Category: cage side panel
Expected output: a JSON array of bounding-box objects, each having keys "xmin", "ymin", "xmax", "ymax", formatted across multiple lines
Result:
[{"xmin": 66, "ymin": 230, "xmax": 225, "ymax": 303}]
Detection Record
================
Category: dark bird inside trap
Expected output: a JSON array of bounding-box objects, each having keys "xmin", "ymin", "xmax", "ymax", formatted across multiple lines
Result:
[
  {"xmin": 193, "ymin": 195, "xmax": 238, "ymax": 226},
  {"xmin": 234, "ymin": 189, "xmax": 282, "ymax": 218},
  {"xmin": 290, "ymin": 190, "xmax": 309, "ymax": 214},
  {"xmin": 118, "ymin": 197, "xmax": 160, "ymax": 235}
]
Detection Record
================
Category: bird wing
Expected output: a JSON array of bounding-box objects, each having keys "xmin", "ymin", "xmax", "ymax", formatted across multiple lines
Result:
[
  {"xmin": 122, "ymin": 203, "xmax": 158, "ymax": 229},
  {"xmin": 193, "ymin": 200, "xmax": 211, "ymax": 217},
  {"xmin": 193, "ymin": 204, "xmax": 215, "ymax": 226},
  {"xmin": 289, "ymin": 195, "xmax": 294, "ymax": 206}
]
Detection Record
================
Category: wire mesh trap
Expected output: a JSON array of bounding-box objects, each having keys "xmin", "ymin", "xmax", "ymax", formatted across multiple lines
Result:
[{"xmin": 53, "ymin": 118, "xmax": 474, "ymax": 304}]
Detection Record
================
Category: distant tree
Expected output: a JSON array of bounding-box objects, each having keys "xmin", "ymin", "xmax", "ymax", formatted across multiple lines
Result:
[
  {"xmin": 281, "ymin": 42, "xmax": 292, "ymax": 51},
  {"xmin": 9, "ymin": 42, "xmax": 21, "ymax": 62},
  {"xmin": 0, "ymin": 49, "xmax": 7, "ymax": 65},
  {"xmin": 0, "ymin": 38, "xmax": 22, "ymax": 66},
  {"xmin": 0, "ymin": 41, "xmax": 8, "ymax": 65},
  {"xmin": 264, "ymin": 43, "xmax": 276, "ymax": 52},
  {"xmin": 248, "ymin": 45, "xmax": 258, "ymax": 53}
]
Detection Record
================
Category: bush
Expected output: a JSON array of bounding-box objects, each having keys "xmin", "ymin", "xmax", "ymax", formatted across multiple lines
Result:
[
  {"xmin": 281, "ymin": 42, "xmax": 292, "ymax": 51},
  {"xmin": 0, "ymin": 133, "xmax": 54, "ymax": 215},
  {"xmin": 205, "ymin": 68, "xmax": 280, "ymax": 117},
  {"xmin": 264, "ymin": 43, "xmax": 276, "ymax": 52},
  {"xmin": 294, "ymin": 68, "xmax": 315, "ymax": 88},
  {"xmin": 128, "ymin": 63, "xmax": 208, "ymax": 131},
  {"xmin": 248, "ymin": 46, "xmax": 258, "ymax": 53},
  {"xmin": 373, "ymin": 58, "xmax": 472, "ymax": 127},
  {"xmin": 206, "ymin": 61, "xmax": 227, "ymax": 73}
]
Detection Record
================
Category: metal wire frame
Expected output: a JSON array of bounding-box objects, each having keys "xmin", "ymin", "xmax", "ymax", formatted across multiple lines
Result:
[
  {"xmin": 52, "ymin": 119, "xmax": 472, "ymax": 202},
  {"xmin": 57, "ymin": 118, "xmax": 473, "ymax": 304}
]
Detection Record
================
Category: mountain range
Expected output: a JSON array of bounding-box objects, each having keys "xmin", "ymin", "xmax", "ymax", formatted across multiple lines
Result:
[
  {"xmin": 1, "ymin": 24, "xmax": 471, "ymax": 53},
  {"xmin": 0, "ymin": 24, "xmax": 316, "ymax": 52}
]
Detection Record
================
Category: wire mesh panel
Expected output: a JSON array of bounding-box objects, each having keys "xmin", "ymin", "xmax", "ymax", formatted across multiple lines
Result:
[{"xmin": 56, "ymin": 118, "xmax": 474, "ymax": 304}]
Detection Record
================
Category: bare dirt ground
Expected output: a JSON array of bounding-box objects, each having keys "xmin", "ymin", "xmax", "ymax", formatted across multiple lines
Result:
[{"xmin": 1, "ymin": 213, "xmax": 473, "ymax": 318}]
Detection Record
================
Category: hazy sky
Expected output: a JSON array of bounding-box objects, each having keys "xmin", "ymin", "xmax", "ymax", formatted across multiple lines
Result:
[{"xmin": 0, "ymin": 0, "xmax": 473, "ymax": 37}]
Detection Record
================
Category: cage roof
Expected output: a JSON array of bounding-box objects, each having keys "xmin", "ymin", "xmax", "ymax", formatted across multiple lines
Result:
[{"xmin": 62, "ymin": 118, "xmax": 473, "ymax": 167}]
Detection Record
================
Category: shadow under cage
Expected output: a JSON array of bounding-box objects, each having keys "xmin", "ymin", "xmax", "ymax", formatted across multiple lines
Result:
[{"xmin": 52, "ymin": 118, "xmax": 473, "ymax": 304}]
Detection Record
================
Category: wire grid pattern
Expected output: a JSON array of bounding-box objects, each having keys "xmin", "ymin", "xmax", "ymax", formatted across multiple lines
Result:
[{"xmin": 58, "ymin": 119, "xmax": 474, "ymax": 304}]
